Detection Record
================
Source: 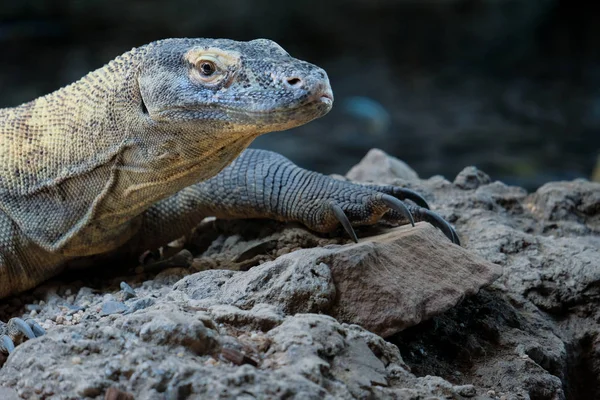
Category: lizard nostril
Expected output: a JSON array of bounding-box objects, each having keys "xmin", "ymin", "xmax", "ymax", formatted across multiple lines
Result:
[{"xmin": 286, "ymin": 77, "xmax": 302, "ymax": 87}]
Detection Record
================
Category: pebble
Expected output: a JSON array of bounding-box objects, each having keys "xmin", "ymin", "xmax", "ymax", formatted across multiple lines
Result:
[
  {"xmin": 126, "ymin": 297, "xmax": 155, "ymax": 314},
  {"xmin": 100, "ymin": 301, "xmax": 129, "ymax": 316},
  {"xmin": 65, "ymin": 305, "xmax": 85, "ymax": 315},
  {"xmin": 454, "ymin": 384, "xmax": 476, "ymax": 397},
  {"xmin": 55, "ymin": 315, "xmax": 66, "ymax": 324},
  {"xmin": 71, "ymin": 356, "xmax": 82, "ymax": 365},
  {"xmin": 72, "ymin": 313, "xmax": 82, "ymax": 324},
  {"xmin": 80, "ymin": 300, "xmax": 91, "ymax": 309},
  {"xmin": 25, "ymin": 304, "xmax": 42, "ymax": 312},
  {"xmin": 120, "ymin": 282, "xmax": 137, "ymax": 299}
]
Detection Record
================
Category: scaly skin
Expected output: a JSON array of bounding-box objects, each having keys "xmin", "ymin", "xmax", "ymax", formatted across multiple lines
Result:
[{"xmin": 0, "ymin": 38, "xmax": 458, "ymax": 354}]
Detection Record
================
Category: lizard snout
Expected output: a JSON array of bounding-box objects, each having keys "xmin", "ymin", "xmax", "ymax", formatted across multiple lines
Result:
[{"xmin": 276, "ymin": 67, "xmax": 333, "ymax": 105}]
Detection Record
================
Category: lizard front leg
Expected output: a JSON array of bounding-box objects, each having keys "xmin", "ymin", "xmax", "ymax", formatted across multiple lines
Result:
[
  {"xmin": 131, "ymin": 148, "xmax": 459, "ymax": 255},
  {"xmin": 0, "ymin": 212, "xmax": 51, "ymax": 355}
]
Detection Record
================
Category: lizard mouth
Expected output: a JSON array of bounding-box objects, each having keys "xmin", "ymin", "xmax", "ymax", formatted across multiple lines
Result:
[{"xmin": 154, "ymin": 96, "xmax": 332, "ymax": 122}]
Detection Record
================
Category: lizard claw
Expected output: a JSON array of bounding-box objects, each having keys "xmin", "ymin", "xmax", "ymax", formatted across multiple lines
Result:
[
  {"xmin": 381, "ymin": 195, "xmax": 415, "ymax": 227},
  {"xmin": 364, "ymin": 184, "xmax": 431, "ymax": 209},
  {"xmin": 9, "ymin": 318, "xmax": 36, "ymax": 340},
  {"xmin": 389, "ymin": 187, "xmax": 431, "ymax": 209},
  {"xmin": 414, "ymin": 208, "xmax": 460, "ymax": 245},
  {"xmin": 27, "ymin": 319, "xmax": 46, "ymax": 338},
  {"xmin": 1, "ymin": 335, "xmax": 15, "ymax": 354},
  {"xmin": 331, "ymin": 203, "xmax": 359, "ymax": 243},
  {"xmin": 0, "ymin": 318, "xmax": 45, "ymax": 355}
]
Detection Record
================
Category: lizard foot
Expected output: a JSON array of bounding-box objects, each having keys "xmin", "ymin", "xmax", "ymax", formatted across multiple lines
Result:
[
  {"xmin": 370, "ymin": 184, "xmax": 460, "ymax": 245},
  {"xmin": 301, "ymin": 182, "xmax": 459, "ymax": 245},
  {"xmin": 0, "ymin": 318, "xmax": 45, "ymax": 355}
]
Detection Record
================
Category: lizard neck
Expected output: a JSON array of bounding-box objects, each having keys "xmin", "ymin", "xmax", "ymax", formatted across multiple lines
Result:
[
  {"xmin": 0, "ymin": 46, "xmax": 151, "ymax": 254},
  {"xmin": 0, "ymin": 46, "xmax": 147, "ymax": 196}
]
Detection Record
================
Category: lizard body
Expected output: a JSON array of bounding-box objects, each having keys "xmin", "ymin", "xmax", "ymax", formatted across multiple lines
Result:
[{"xmin": 0, "ymin": 38, "xmax": 458, "ymax": 353}]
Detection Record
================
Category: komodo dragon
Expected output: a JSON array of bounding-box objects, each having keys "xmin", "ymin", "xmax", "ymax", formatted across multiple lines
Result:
[{"xmin": 0, "ymin": 38, "xmax": 459, "ymax": 355}]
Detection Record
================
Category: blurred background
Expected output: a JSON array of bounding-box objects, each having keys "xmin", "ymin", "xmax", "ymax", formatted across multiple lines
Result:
[{"xmin": 1, "ymin": 0, "xmax": 598, "ymax": 190}]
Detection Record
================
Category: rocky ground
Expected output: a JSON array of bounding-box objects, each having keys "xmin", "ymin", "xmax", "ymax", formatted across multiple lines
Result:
[{"xmin": 0, "ymin": 149, "xmax": 598, "ymax": 400}]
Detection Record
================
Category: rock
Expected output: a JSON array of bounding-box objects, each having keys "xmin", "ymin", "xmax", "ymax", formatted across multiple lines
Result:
[
  {"xmin": 326, "ymin": 223, "xmax": 501, "ymax": 336},
  {"xmin": 265, "ymin": 314, "xmax": 390, "ymax": 398},
  {"xmin": 120, "ymin": 307, "xmax": 220, "ymax": 355},
  {"xmin": 526, "ymin": 179, "xmax": 600, "ymax": 232},
  {"xmin": 346, "ymin": 148, "xmax": 419, "ymax": 183},
  {"xmin": 119, "ymin": 282, "xmax": 137, "ymax": 300},
  {"xmin": 100, "ymin": 301, "xmax": 128, "ymax": 316},
  {"xmin": 126, "ymin": 297, "xmax": 156, "ymax": 313},
  {"xmin": 454, "ymin": 166, "xmax": 492, "ymax": 190},
  {"xmin": 175, "ymin": 257, "xmax": 336, "ymax": 315},
  {"xmin": 208, "ymin": 303, "xmax": 285, "ymax": 331},
  {"xmin": 105, "ymin": 387, "xmax": 134, "ymax": 400},
  {"xmin": 176, "ymin": 222, "xmax": 500, "ymax": 337}
]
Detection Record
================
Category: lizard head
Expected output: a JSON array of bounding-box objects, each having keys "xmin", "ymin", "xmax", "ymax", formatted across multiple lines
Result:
[{"xmin": 137, "ymin": 38, "xmax": 333, "ymax": 136}]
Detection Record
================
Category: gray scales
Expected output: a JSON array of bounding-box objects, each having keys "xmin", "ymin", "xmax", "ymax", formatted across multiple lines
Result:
[{"xmin": 0, "ymin": 38, "xmax": 458, "ymax": 354}]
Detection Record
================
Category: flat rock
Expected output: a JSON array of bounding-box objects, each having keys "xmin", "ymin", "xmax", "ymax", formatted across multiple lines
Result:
[
  {"xmin": 327, "ymin": 222, "xmax": 502, "ymax": 337},
  {"xmin": 176, "ymin": 222, "xmax": 501, "ymax": 337}
]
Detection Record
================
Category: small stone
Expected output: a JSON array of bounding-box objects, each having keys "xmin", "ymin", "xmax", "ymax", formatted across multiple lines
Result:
[
  {"xmin": 120, "ymin": 282, "xmax": 137, "ymax": 300},
  {"xmin": 66, "ymin": 305, "xmax": 85, "ymax": 315},
  {"xmin": 25, "ymin": 304, "xmax": 41, "ymax": 312},
  {"xmin": 100, "ymin": 301, "xmax": 129, "ymax": 316},
  {"xmin": 71, "ymin": 356, "xmax": 82, "ymax": 365},
  {"xmin": 55, "ymin": 315, "xmax": 66, "ymax": 324},
  {"xmin": 145, "ymin": 249, "xmax": 193, "ymax": 272},
  {"xmin": 79, "ymin": 300, "xmax": 91, "ymax": 308},
  {"xmin": 79, "ymin": 386, "xmax": 102, "ymax": 398},
  {"xmin": 29, "ymin": 310, "xmax": 38, "ymax": 317},
  {"xmin": 453, "ymin": 166, "xmax": 491, "ymax": 190},
  {"xmin": 126, "ymin": 297, "xmax": 155, "ymax": 313},
  {"xmin": 220, "ymin": 347, "xmax": 258, "ymax": 367},
  {"xmin": 104, "ymin": 387, "xmax": 134, "ymax": 400},
  {"xmin": 454, "ymin": 384, "xmax": 476, "ymax": 397}
]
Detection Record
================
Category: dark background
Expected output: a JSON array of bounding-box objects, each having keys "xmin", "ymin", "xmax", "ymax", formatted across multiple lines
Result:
[{"xmin": 1, "ymin": 0, "xmax": 598, "ymax": 190}]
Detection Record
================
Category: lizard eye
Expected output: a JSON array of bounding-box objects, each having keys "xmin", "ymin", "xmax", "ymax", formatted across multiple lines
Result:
[
  {"xmin": 199, "ymin": 61, "xmax": 216, "ymax": 76},
  {"xmin": 188, "ymin": 53, "xmax": 234, "ymax": 86}
]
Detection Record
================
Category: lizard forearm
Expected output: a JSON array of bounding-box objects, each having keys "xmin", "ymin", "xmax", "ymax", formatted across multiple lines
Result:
[
  {"xmin": 129, "ymin": 148, "xmax": 455, "ymax": 255},
  {"xmin": 132, "ymin": 148, "xmax": 345, "ymax": 253}
]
